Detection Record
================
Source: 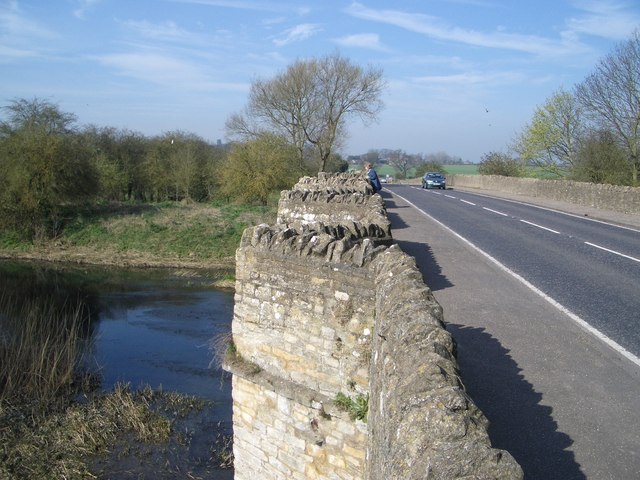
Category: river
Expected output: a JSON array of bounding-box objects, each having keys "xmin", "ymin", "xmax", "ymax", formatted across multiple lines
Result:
[{"xmin": 0, "ymin": 259, "xmax": 235, "ymax": 479}]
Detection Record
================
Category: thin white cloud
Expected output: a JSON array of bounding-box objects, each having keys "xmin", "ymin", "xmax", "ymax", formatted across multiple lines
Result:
[
  {"xmin": 333, "ymin": 33, "xmax": 389, "ymax": 52},
  {"xmin": 412, "ymin": 71, "xmax": 526, "ymax": 86},
  {"xmin": 0, "ymin": 0, "xmax": 57, "ymax": 60},
  {"xmin": 262, "ymin": 16, "xmax": 287, "ymax": 27},
  {"xmin": 94, "ymin": 51, "xmax": 247, "ymax": 92},
  {"xmin": 273, "ymin": 23, "xmax": 322, "ymax": 47},
  {"xmin": 345, "ymin": 2, "xmax": 589, "ymax": 57},
  {"xmin": 169, "ymin": 0, "xmax": 306, "ymax": 14},
  {"xmin": 567, "ymin": 0, "xmax": 640, "ymax": 40},
  {"xmin": 73, "ymin": 0, "xmax": 101, "ymax": 20},
  {"xmin": 0, "ymin": 1, "xmax": 56, "ymax": 39},
  {"xmin": 0, "ymin": 44, "xmax": 36, "ymax": 59},
  {"xmin": 118, "ymin": 18, "xmax": 247, "ymax": 59},
  {"xmin": 121, "ymin": 19, "xmax": 211, "ymax": 46}
]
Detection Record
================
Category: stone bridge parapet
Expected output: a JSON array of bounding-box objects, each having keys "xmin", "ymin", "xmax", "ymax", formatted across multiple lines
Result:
[{"xmin": 225, "ymin": 172, "xmax": 523, "ymax": 479}]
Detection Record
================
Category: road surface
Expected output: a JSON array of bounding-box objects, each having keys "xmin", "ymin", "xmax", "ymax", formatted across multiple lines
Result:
[{"xmin": 382, "ymin": 184, "xmax": 640, "ymax": 480}]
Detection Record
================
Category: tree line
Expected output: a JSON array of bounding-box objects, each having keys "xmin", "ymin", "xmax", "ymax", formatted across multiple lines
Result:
[
  {"xmin": 481, "ymin": 29, "xmax": 640, "ymax": 185},
  {"xmin": 355, "ymin": 149, "xmax": 466, "ymax": 179},
  {"xmin": 1, "ymin": 53, "xmax": 385, "ymax": 242},
  {"xmin": 0, "ymin": 98, "xmax": 222, "ymax": 241},
  {"xmin": 0, "ymin": 99, "xmax": 346, "ymax": 241}
]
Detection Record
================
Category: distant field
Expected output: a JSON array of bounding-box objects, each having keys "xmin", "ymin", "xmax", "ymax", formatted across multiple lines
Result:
[
  {"xmin": 349, "ymin": 163, "xmax": 480, "ymax": 179},
  {"xmin": 442, "ymin": 164, "xmax": 479, "ymax": 175}
]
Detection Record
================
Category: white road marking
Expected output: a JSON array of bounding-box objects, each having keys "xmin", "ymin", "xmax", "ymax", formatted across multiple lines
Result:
[
  {"xmin": 391, "ymin": 190, "xmax": 640, "ymax": 369},
  {"xmin": 585, "ymin": 242, "xmax": 640, "ymax": 263},
  {"xmin": 444, "ymin": 194, "xmax": 456, "ymax": 199},
  {"xmin": 456, "ymin": 189, "xmax": 640, "ymax": 234},
  {"xmin": 460, "ymin": 199, "xmax": 476, "ymax": 206},
  {"xmin": 483, "ymin": 207, "xmax": 509, "ymax": 217},
  {"xmin": 520, "ymin": 219, "xmax": 561, "ymax": 234}
]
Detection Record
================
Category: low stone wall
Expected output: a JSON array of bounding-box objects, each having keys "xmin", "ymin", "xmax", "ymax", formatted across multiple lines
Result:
[
  {"xmin": 449, "ymin": 174, "xmax": 640, "ymax": 215},
  {"xmin": 277, "ymin": 172, "xmax": 392, "ymax": 245},
  {"xmin": 368, "ymin": 246, "xmax": 522, "ymax": 479},
  {"xmin": 225, "ymin": 171, "xmax": 523, "ymax": 479}
]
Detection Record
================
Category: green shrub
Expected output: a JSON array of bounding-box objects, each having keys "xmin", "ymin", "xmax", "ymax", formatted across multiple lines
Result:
[{"xmin": 334, "ymin": 392, "xmax": 369, "ymax": 422}]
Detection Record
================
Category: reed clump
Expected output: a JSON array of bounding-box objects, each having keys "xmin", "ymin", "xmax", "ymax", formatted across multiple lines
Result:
[
  {"xmin": 0, "ymin": 292, "xmax": 92, "ymax": 413},
  {"xmin": 0, "ymin": 294, "xmax": 231, "ymax": 479}
]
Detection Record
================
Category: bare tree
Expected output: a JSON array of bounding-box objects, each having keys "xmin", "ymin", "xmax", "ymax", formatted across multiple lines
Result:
[
  {"xmin": 226, "ymin": 52, "xmax": 385, "ymax": 172},
  {"xmin": 387, "ymin": 149, "xmax": 418, "ymax": 179},
  {"xmin": 575, "ymin": 29, "xmax": 640, "ymax": 184}
]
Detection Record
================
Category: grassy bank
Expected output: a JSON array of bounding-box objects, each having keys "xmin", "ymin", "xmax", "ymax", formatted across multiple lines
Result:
[{"xmin": 0, "ymin": 200, "xmax": 277, "ymax": 270}]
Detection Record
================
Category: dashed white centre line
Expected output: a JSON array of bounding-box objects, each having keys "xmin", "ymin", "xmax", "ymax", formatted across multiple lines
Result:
[
  {"xmin": 520, "ymin": 219, "xmax": 561, "ymax": 234},
  {"xmin": 444, "ymin": 194, "xmax": 456, "ymax": 199},
  {"xmin": 483, "ymin": 207, "xmax": 508, "ymax": 217},
  {"xmin": 460, "ymin": 199, "xmax": 476, "ymax": 206},
  {"xmin": 585, "ymin": 242, "xmax": 640, "ymax": 263},
  {"xmin": 390, "ymin": 190, "xmax": 640, "ymax": 368}
]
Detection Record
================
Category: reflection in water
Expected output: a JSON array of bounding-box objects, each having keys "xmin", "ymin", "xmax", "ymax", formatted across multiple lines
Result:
[{"xmin": 0, "ymin": 259, "xmax": 235, "ymax": 478}]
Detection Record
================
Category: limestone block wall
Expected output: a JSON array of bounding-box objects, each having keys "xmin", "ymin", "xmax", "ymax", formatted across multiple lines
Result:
[
  {"xmin": 230, "ymin": 370, "xmax": 368, "ymax": 480},
  {"xmin": 229, "ymin": 225, "xmax": 383, "ymax": 479},
  {"xmin": 225, "ymin": 172, "xmax": 524, "ymax": 480},
  {"xmin": 233, "ymin": 225, "xmax": 381, "ymax": 397},
  {"xmin": 449, "ymin": 174, "xmax": 640, "ymax": 215}
]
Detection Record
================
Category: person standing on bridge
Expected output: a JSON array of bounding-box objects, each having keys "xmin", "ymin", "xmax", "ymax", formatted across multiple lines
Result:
[{"xmin": 365, "ymin": 162, "xmax": 382, "ymax": 193}]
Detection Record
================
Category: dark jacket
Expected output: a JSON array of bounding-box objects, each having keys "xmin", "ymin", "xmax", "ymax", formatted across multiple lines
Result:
[{"xmin": 367, "ymin": 168, "xmax": 382, "ymax": 193}]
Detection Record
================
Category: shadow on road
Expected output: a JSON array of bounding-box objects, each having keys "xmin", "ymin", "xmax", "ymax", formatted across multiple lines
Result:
[
  {"xmin": 448, "ymin": 324, "xmax": 586, "ymax": 480},
  {"xmin": 381, "ymin": 190, "xmax": 452, "ymax": 291},
  {"xmin": 392, "ymin": 238, "xmax": 454, "ymax": 291},
  {"xmin": 382, "ymin": 195, "xmax": 410, "ymax": 230}
]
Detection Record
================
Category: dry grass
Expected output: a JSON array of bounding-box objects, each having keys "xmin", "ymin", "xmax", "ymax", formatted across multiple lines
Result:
[
  {"xmin": 0, "ymin": 293, "xmax": 233, "ymax": 479},
  {"xmin": 0, "ymin": 382, "xmax": 233, "ymax": 480},
  {"xmin": 0, "ymin": 292, "xmax": 91, "ymax": 412}
]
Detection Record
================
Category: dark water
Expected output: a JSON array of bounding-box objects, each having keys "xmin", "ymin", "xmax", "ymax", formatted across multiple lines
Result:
[{"xmin": 0, "ymin": 259, "xmax": 235, "ymax": 479}]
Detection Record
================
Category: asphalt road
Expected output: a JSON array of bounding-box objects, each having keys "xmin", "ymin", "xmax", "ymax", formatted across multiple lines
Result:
[
  {"xmin": 386, "ymin": 184, "xmax": 640, "ymax": 359},
  {"xmin": 381, "ymin": 184, "xmax": 640, "ymax": 480}
]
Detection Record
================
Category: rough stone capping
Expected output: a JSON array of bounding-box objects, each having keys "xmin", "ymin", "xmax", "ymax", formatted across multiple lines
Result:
[
  {"xmin": 239, "ymin": 223, "xmax": 386, "ymax": 267},
  {"xmin": 292, "ymin": 171, "xmax": 375, "ymax": 194},
  {"xmin": 278, "ymin": 171, "xmax": 392, "ymax": 244},
  {"xmin": 229, "ymin": 172, "xmax": 523, "ymax": 479},
  {"xmin": 367, "ymin": 245, "xmax": 523, "ymax": 479}
]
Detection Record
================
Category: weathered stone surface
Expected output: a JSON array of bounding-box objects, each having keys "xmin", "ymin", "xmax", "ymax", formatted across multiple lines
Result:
[
  {"xmin": 367, "ymin": 245, "xmax": 522, "ymax": 479},
  {"xmin": 227, "ymin": 173, "xmax": 523, "ymax": 480},
  {"xmin": 277, "ymin": 171, "xmax": 392, "ymax": 245}
]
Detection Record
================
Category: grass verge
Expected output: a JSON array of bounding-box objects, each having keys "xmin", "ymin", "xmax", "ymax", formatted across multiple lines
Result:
[{"xmin": 0, "ymin": 200, "xmax": 277, "ymax": 269}]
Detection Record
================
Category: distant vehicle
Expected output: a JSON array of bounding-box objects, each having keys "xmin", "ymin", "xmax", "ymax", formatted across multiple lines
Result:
[
  {"xmin": 422, "ymin": 172, "xmax": 446, "ymax": 189},
  {"xmin": 380, "ymin": 175, "xmax": 393, "ymax": 184}
]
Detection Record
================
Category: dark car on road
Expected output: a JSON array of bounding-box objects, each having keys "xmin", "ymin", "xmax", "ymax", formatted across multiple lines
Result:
[{"xmin": 422, "ymin": 172, "xmax": 446, "ymax": 189}]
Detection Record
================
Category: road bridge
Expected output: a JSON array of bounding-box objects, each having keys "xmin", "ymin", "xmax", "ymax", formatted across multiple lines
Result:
[{"xmin": 383, "ymin": 184, "xmax": 640, "ymax": 480}]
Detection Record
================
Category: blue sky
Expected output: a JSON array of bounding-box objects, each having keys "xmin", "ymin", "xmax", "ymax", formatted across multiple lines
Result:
[{"xmin": 1, "ymin": 0, "xmax": 639, "ymax": 162}]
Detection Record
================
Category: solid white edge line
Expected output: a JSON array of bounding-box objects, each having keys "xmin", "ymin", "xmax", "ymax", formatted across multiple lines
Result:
[
  {"xmin": 585, "ymin": 241, "xmax": 640, "ymax": 263},
  {"xmin": 520, "ymin": 219, "xmax": 561, "ymax": 234},
  {"xmin": 391, "ymin": 190, "xmax": 640, "ymax": 368}
]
